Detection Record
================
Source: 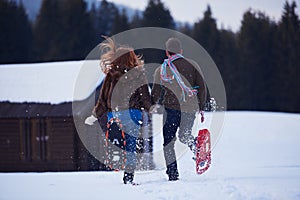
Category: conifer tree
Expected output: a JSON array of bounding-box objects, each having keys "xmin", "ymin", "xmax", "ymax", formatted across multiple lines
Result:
[
  {"xmin": 192, "ymin": 5, "xmax": 219, "ymax": 61},
  {"xmin": 178, "ymin": 23, "xmax": 193, "ymax": 37},
  {"xmin": 217, "ymin": 29, "xmax": 240, "ymax": 110},
  {"xmin": 0, "ymin": 0, "xmax": 32, "ymax": 63},
  {"xmin": 275, "ymin": 1, "xmax": 300, "ymax": 112},
  {"xmin": 142, "ymin": 0, "xmax": 175, "ymax": 29},
  {"xmin": 238, "ymin": 10, "xmax": 277, "ymax": 110},
  {"xmin": 34, "ymin": 0, "xmax": 94, "ymax": 61},
  {"xmin": 59, "ymin": 0, "xmax": 94, "ymax": 60},
  {"xmin": 33, "ymin": 0, "xmax": 62, "ymax": 61},
  {"xmin": 111, "ymin": 9, "xmax": 130, "ymax": 35},
  {"xmin": 130, "ymin": 11, "xmax": 142, "ymax": 29},
  {"xmin": 91, "ymin": 0, "xmax": 118, "ymax": 42},
  {"xmin": 139, "ymin": 0, "xmax": 175, "ymax": 66}
]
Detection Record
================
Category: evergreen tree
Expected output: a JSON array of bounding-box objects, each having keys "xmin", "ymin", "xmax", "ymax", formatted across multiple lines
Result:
[
  {"xmin": 275, "ymin": 1, "xmax": 300, "ymax": 112},
  {"xmin": 34, "ymin": 0, "xmax": 94, "ymax": 61},
  {"xmin": 59, "ymin": 0, "xmax": 94, "ymax": 60},
  {"xmin": 138, "ymin": 0, "xmax": 175, "ymax": 68},
  {"xmin": 0, "ymin": 0, "xmax": 32, "ymax": 63},
  {"xmin": 142, "ymin": 0, "xmax": 175, "ymax": 29},
  {"xmin": 217, "ymin": 29, "xmax": 240, "ymax": 110},
  {"xmin": 33, "ymin": 0, "xmax": 62, "ymax": 61},
  {"xmin": 111, "ymin": 9, "xmax": 130, "ymax": 35},
  {"xmin": 91, "ymin": 0, "xmax": 118, "ymax": 43},
  {"xmin": 192, "ymin": 5, "xmax": 220, "ymax": 64},
  {"xmin": 178, "ymin": 23, "xmax": 193, "ymax": 37},
  {"xmin": 130, "ymin": 11, "xmax": 142, "ymax": 29},
  {"xmin": 89, "ymin": 2, "xmax": 100, "ymax": 43},
  {"xmin": 238, "ymin": 10, "xmax": 277, "ymax": 110}
]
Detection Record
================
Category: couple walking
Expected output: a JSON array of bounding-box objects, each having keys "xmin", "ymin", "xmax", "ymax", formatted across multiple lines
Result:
[{"xmin": 85, "ymin": 37, "xmax": 207, "ymax": 184}]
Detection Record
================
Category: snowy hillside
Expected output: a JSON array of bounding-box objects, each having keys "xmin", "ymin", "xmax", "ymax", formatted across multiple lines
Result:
[{"xmin": 1, "ymin": 111, "xmax": 300, "ymax": 200}]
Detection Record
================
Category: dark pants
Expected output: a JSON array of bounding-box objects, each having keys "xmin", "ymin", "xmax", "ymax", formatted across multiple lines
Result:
[{"xmin": 163, "ymin": 108, "xmax": 196, "ymax": 177}]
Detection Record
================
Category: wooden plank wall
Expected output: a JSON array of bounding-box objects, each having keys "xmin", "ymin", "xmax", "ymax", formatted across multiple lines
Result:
[
  {"xmin": 0, "ymin": 117, "xmax": 90, "ymax": 172},
  {"xmin": 0, "ymin": 119, "xmax": 21, "ymax": 170}
]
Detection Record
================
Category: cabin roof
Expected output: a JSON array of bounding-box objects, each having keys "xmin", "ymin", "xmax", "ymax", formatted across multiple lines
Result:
[
  {"xmin": 0, "ymin": 60, "xmax": 103, "ymax": 104},
  {"xmin": 0, "ymin": 101, "xmax": 73, "ymax": 118},
  {"xmin": 0, "ymin": 60, "xmax": 104, "ymax": 118}
]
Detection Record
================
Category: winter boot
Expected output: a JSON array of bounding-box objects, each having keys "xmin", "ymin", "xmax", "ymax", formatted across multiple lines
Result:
[
  {"xmin": 188, "ymin": 137, "xmax": 197, "ymax": 161},
  {"xmin": 168, "ymin": 174, "xmax": 179, "ymax": 181},
  {"xmin": 166, "ymin": 163, "xmax": 179, "ymax": 181},
  {"xmin": 123, "ymin": 172, "xmax": 134, "ymax": 184}
]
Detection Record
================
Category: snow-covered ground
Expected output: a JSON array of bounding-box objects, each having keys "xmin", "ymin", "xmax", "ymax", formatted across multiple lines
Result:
[
  {"xmin": 1, "ymin": 111, "xmax": 300, "ymax": 200},
  {"xmin": 0, "ymin": 61, "xmax": 299, "ymax": 199}
]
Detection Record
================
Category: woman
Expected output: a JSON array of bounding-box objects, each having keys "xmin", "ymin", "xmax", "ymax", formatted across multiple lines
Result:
[{"xmin": 86, "ymin": 37, "xmax": 152, "ymax": 184}]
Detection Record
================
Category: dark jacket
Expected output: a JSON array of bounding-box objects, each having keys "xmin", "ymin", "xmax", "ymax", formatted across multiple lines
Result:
[
  {"xmin": 151, "ymin": 57, "xmax": 207, "ymax": 113},
  {"xmin": 93, "ymin": 65, "xmax": 152, "ymax": 118}
]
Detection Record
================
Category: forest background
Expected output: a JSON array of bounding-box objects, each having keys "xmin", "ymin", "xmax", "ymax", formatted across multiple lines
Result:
[{"xmin": 1, "ymin": 0, "xmax": 299, "ymax": 113}]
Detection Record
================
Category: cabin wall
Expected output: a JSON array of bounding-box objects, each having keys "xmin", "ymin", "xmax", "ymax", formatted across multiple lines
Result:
[
  {"xmin": 0, "ymin": 118, "xmax": 21, "ymax": 171},
  {"xmin": 0, "ymin": 117, "xmax": 93, "ymax": 172}
]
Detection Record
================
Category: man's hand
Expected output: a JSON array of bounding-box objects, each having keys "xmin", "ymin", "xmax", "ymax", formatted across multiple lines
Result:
[
  {"xmin": 149, "ymin": 104, "xmax": 162, "ymax": 114},
  {"xmin": 200, "ymin": 111, "xmax": 205, "ymax": 123}
]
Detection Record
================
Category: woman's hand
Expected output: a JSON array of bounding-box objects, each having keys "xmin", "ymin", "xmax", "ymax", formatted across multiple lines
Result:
[{"xmin": 85, "ymin": 115, "xmax": 98, "ymax": 125}]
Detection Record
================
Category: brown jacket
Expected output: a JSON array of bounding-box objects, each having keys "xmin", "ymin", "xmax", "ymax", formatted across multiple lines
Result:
[
  {"xmin": 151, "ymin": 57, "xmax": 207, "ymax": 113},
  {"xmin": 93, "ymin": 65, "xmax": 152, "ymax": 118}
]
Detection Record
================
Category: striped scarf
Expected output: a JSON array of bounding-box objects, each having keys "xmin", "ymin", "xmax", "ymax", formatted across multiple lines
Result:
[{"xmin": 160, "ymin": 54, "xmax": 198, "ymax": 101}]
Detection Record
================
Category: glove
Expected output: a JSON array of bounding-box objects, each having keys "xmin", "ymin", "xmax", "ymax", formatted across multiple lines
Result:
[
  {"xmin": 85, "ymin": 115, "xmax": 98, "ymax": 125},
  {"xmin": 200, "ymin": 111, "xmax": 205, "ymax": 123}
]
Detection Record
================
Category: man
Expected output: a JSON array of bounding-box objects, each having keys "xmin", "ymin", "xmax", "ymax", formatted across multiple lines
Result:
[{"xmin": 151, "ymin": 37, "xmax": 207, "ymax": 181}]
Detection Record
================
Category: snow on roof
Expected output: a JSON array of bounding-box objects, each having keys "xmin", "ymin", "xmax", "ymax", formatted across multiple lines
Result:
[{"xmin": 0, "ymin": 60, "xmax": 104, "ymax": 104}]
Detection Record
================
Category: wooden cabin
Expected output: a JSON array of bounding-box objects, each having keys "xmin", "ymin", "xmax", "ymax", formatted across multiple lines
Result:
[
  {"xmin": 1, "ymin": 102, "xmax": 82, "ymax": 171},
  {"xmin": 0, "ymin": 61, "xmax": 106, "ymax": 172},
  {"xmin": 0, "ymin": 61, "xmax": 154, "ymax": 172}
]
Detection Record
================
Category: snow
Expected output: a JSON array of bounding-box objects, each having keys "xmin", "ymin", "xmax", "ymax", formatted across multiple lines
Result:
[
  {"xmin": 0, "ymin": 61, "xmax": 104, "ymax": 104},
  {"xmin": 1, "ymin": 111, "xmax": 300, "ymax": 200}
]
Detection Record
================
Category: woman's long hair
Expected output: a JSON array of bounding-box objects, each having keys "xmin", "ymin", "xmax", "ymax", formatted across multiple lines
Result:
[
  {"xmin": 100, "ymin": 36, "xmax": 143, "ymax": 74},
  {"xmin": 97, "ymin": 36, "xmax": 143, "ymax": 112}
]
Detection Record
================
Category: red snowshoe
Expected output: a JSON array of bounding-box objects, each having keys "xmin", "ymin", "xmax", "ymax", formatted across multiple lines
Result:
[{"xmin": 196, "ymin": 129, "xmax": 211, "ymax": 175}]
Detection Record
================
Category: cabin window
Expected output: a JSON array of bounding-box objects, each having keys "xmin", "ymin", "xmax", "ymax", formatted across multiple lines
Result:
[{"xmin": 20, "ymin": 118, "xmax": 48, "ymax": 162}]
